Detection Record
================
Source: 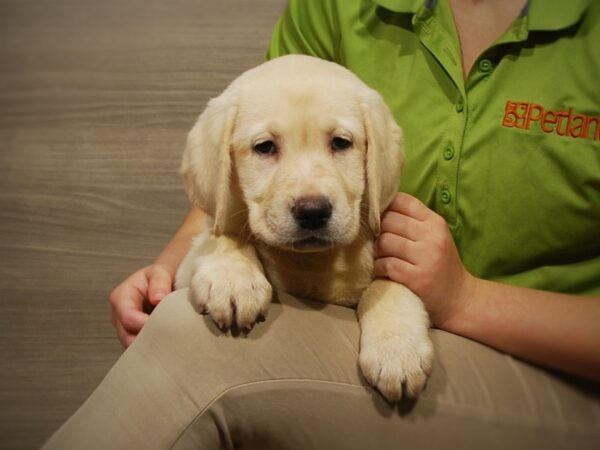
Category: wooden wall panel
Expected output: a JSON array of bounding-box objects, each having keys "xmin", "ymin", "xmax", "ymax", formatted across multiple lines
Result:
[{"xmin": 0, "ymin": 1, "xmax": 286, "ymax": 447}]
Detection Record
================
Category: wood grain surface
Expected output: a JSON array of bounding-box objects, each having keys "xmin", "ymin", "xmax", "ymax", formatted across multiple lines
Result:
[{"xmin": 0, "ymin": 0, "xmax": 285, "ymax": 447}]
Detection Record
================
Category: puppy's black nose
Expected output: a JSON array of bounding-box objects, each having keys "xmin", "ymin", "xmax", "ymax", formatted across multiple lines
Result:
[{"xmin": 292, "ymin": 196, "xmax": 333, "ymax": 230}]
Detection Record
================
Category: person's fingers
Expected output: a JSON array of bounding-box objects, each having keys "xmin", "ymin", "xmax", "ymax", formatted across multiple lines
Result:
[
  {"xmin": 374, "ymin": 232, "xmax": 419, "ymax": 264},
  {"xmin": 386, "ymin": 192, "xmax": 432, "ymax": 221},
  {"xmin": 110, "ymin": 307, "xmax": 141, "ymax": 346},
  {"xmin": 120, "ymin": 308, "xmax": 149, "ymax": 334},
  {"xmin": 109, "ymin": 276, "xmax": 146, "ymax": 312},
  {"xmin": 147, "ymin": 265, "xmax": 174, "ymax": 305},
  {"xmin": 114, "ymin": 320, "xmax": 136, "ymax": 348},
  {"xmin": 379, "ymin": 210, "xmax": 423, "ymax": 241},
  {"xmin": 108, "ymin": 269, "xmax": 151, "ymax": 331},
  {"xmin": 108, "ymin": 269, "xmax": 148, "ymax": 308},
  {"xmin": 373, "ymin": 256, "xmax": 415, "ymax": 283}
]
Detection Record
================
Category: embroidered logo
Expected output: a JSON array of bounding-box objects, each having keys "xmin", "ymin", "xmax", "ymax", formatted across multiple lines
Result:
[{"xmin": 502, "ymin": 101, "xmax": 600, "ymax": 141}]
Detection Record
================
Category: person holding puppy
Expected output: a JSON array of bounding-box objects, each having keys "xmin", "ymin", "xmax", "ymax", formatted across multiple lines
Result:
[
  {"xmin": 48, "ymin": 0, "xmax": 600, "ymax": 449},
  {"xmin": 112, "ymin": 0, "xmax": 600, "ymax": 382}
]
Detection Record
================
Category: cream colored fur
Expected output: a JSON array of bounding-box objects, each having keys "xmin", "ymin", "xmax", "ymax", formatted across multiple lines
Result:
[{"xmin": 175, "ymin": 55, "xmax": 433, "ymax": 401}]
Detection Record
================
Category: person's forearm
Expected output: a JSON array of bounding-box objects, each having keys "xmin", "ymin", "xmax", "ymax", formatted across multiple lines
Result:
[
  {"xmin": 443, "ymin": 276, "xmax": 600, "ymax": 381},
  {"xmin": 154, "ymin": 206, "xmax": 206, "ymax": 275}
]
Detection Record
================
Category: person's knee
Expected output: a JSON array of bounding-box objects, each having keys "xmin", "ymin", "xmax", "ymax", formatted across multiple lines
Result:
[
  {"xmin": 172, "ymin": 379, "xmax": 375, "ymax": 450},
  {"xmin": 140, "ymin": 289, "xmax": 223, "ymax": 353}
]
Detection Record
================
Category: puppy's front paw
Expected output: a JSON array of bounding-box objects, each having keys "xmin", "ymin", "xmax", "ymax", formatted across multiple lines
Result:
[
  {"xmin": 189, "ymin": 257, "xmax": 272, "ymax": 330},
  {"xmin": 359, "ymin": 335, "xmax": 433, "ymax": 402}
]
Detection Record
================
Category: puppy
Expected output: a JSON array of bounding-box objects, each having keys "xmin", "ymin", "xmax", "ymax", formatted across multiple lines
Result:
[{"xmin": 175, "ymin": 55, "xmax": 433, "ymax": 401}]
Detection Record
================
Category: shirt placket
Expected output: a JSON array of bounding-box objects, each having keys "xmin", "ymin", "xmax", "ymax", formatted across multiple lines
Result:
[
  {"xmin": 412, "ymin": 6, "xmax": 465, "ymax": 228},
  {"xmin": 412, "ymin": 5, "xmax": 530, "ymax": 232}
]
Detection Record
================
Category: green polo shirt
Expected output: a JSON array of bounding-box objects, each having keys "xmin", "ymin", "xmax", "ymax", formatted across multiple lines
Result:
[{"xmin": 266, "ymin": 0, "xmax": 600, "ymax": 295}]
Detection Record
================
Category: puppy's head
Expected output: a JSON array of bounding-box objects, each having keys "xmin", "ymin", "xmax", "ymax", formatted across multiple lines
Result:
[{"xmin": 181, "ymin": 55, "xmax": 403, "ymax": 251}]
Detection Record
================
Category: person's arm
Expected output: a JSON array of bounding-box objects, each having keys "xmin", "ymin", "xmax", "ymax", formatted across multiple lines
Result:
[
  {"xmin": 446, "ymin": 278, "xmax": 600, "ymax": 380},
  {"xmin": 153, "ymin": 206, "xmax": 206, "ymax": 281},
  {"xmin": 374, "ymin": 192, "xmax": 600, "ymax": 381},
  {"xmin": 109, "ymin": 206, "xmax": 205, "ymax": 347}
]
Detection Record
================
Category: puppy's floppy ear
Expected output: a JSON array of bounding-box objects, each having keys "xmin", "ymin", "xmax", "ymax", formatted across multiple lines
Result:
[
  {"xmin": 361, "ymin": 90, "xmax": 404, "ymax": 236},
  {"xmin": 180, "ymin": 91, "xmax": 241, "ymax": 236}
]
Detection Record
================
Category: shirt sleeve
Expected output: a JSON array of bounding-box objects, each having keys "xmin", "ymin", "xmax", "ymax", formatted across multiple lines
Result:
[{"xmin": 266, "ymin": 0, "xmax": 340, "ymax": 61}]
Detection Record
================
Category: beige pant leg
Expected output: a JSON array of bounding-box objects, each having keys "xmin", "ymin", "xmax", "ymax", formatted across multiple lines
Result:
[{"xmin": 43, "ymin": 289, "xmax": 600, "ymax": 450}]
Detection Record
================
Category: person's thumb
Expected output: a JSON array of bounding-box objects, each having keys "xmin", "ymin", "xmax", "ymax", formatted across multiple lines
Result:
[{"xmin": 147, "ymin": 265, "xmax": 174, "ymax": 305}]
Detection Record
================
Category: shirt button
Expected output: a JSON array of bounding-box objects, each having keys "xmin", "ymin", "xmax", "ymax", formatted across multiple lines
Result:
[
  {"xmin": 443, "ymin": 144, "xmax": 455, "ymax": 160},
  {"xmin": 455, "ymin": 99, "xmax": 464, "ymax": 113},
  {"xmin": 478, "ymin": 58, "xmax": 493, "ymax": 72},
  {"xmin": 441, "ymin": 188, "xmax": 452, "ymax": 204}
]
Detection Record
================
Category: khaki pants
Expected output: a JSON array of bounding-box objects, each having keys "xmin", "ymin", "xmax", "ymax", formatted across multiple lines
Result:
[{"xmin": 43, "ymin": 290, "xmax": 600, "ymax": 449}]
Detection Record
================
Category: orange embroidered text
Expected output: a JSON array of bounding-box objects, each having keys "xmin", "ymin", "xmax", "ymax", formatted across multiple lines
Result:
[{"xmin": 503, "ymin": 101, "xmax": 600, "ymax": 141}]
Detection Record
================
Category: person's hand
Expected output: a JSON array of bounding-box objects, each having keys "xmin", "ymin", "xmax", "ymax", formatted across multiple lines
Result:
[
  {"xmin": 108, "ymin": 264, "xmax": 174, "ymax": 348},
  {"xmin": 373, "ymin": 192, "xmax": 476, "ymax": 328}
]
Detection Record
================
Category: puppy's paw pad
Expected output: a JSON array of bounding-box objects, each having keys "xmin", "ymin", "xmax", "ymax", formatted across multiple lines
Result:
[{"xmin": 359, "ymin": 336, "xmax": 433, "ymax": 402}]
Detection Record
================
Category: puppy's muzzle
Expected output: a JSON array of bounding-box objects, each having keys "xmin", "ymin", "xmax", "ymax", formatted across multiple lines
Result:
[{"xmin": 292, "ymin": 196, "xmax": 333, "ymax": 230}]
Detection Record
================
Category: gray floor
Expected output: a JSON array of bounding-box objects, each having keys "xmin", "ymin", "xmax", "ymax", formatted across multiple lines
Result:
[{"xmin": 0, "ymin": 0, "xmax": 285, "ymax": 447}]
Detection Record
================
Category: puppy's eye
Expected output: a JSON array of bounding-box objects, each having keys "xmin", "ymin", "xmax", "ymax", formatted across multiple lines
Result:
[
  {"xmin": 253, "ymin": 140, "xmax": 277, "ymax": 156},
  {"xmin": 331, "ymin": 137, "xmax": 352, "ymax": 151}
]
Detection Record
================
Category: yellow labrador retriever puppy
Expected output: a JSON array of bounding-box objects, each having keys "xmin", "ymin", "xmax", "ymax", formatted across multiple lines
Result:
[{"xmin": 175, "ymin": 55, "xmax": 433, "ymax": 401}]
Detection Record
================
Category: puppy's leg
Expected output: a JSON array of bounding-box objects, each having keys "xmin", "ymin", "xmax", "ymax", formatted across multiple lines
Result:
[
  {"xmin": 357, "ymin": 279, "xmax": 433, "ymax": 402},
  {"xmin": 175, "ymin": 232, "xmax": 208, "ymax": 291},
  {"xmin": 176, "ymin": 232, "xmax": 272, "ymax": 330}
]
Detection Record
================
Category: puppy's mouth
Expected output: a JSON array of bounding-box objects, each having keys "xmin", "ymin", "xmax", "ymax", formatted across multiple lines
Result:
[
  {"xmin": 290, "ymin": 236, "xmax": 333, "ymax": 251},
  {"xmin": 256, "ymin": 229, "xmax": 338, "ymax": 253}
]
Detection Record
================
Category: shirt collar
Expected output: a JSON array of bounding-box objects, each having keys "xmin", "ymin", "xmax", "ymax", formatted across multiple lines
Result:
[
  {"xmin": 371, "ymin": 0, "xmax": 591, "ymax": 31},
  {"xmin": 526, "ymin": 0, "xmax": 591, "ymax": 31},
  {"xmin": 369, "ymin": 0, "xmax": 428, "ymax": 14}
]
